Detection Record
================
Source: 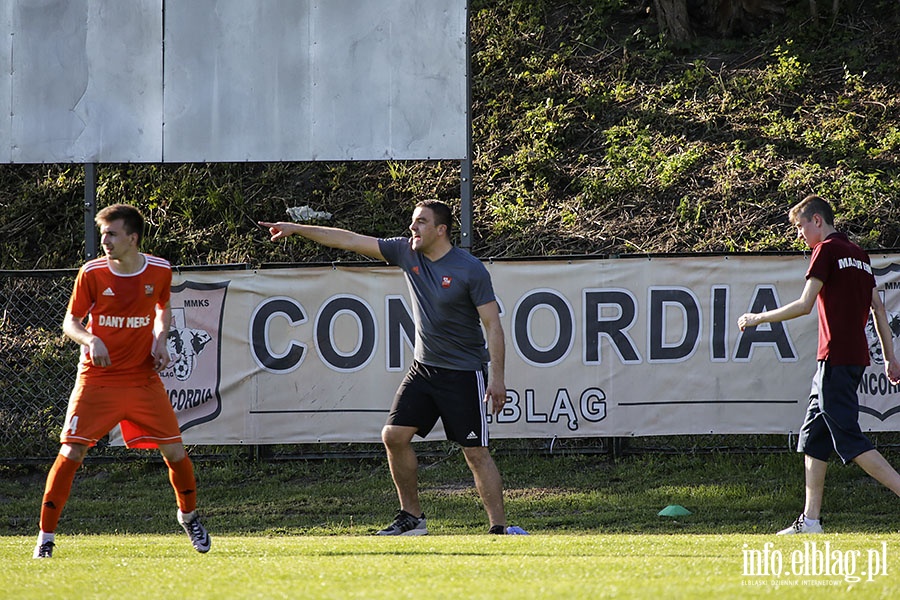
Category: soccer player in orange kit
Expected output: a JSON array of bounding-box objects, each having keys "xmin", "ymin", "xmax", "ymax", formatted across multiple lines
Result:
[{"xmin": 33, "ymin": 204, "xmax": 210, "ymax": 558}]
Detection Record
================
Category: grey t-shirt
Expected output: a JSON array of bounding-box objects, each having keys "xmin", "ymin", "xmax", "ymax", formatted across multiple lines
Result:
[{"xmin": 378, "ymin": 237, "xmax": 494, "ymax": 370}]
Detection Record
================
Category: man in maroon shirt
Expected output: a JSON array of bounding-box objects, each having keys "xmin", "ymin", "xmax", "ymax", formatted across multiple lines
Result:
[{"xmin": 739, "ymin": 195, "xmax": 900, "ymax": 534}]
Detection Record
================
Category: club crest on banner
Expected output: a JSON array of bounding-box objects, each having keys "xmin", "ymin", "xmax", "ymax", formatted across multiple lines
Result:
[
  {"xmin": 860, "ymin": 263, "xmax": 900, "ymax": 421},
  {"xmin": 161, "ymin": 280, "xmax": 229, "ymax": 431}
]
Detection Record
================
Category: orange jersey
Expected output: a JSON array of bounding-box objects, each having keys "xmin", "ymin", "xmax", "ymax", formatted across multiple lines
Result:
[{"xmin": 67, "ymin": 253, "xmax": 172, "ymax": 385}]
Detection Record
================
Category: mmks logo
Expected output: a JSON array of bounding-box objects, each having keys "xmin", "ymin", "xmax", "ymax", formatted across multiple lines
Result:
[
  {"xmin": 167, "ymin": 327, "xmax": 212, "ymax": 381},
  {"xmin": 865, "ymin": 310, "xmax": 900, "ymax": 366},
  {"xmin": 860, "ymin": 262, "xmax": 900, "ymax": 421},
  {"xmin": 161, "ymin": 280, "xmax": 229, "ymax": 431}
]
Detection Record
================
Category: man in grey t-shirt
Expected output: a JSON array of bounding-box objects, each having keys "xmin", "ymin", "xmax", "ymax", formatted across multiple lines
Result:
[{"xmin": 260, "ymin": 200, "xmax": 513, "ymax": 535}]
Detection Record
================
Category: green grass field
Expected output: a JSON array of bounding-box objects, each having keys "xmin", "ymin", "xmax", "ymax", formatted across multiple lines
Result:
[
  {"xmin": 4, "ymin": 534, "xmax": 899, "ymax": 599},
  {"xmin": 3, "ymin": 444, "xmax": 900, "ymax": 598}
]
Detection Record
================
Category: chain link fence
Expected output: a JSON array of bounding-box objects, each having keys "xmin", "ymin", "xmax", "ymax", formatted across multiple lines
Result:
[
  {"xmin": 1, "ymin": 270, "xmax": 78, "ymax": 462},
  {"xmin": 0, "ymin": 269, "xmax": 254, "ymax": 464}
]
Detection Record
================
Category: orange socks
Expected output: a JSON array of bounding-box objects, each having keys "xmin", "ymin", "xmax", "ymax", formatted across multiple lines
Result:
[
  {"xmin": 41, "ymin": 454, "xmax": 197, "ymax": 533},
  {"xmin": 40, "ymin": 453, "xmax": 198, "ymax": 534},
  {"xmin": 39, "ymin": 454, "xmax": 81, "ymax": 533},
  {"xmin": 165, "ymin": 455, "xmax": 198, "ymax": 514}
]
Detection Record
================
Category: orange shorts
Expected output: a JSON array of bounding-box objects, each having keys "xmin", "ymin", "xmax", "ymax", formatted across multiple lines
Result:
[{"xmin": 61, "ymin": 377, "xmax": 183, "ymax": 449}]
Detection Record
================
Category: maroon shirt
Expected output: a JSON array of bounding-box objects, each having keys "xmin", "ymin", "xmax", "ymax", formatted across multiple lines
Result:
[{"xmin": 806, "ymin": 232, "xmax": 874, "ymax": 365}]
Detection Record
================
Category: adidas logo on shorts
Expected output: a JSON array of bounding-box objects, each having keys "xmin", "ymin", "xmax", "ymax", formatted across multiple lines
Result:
[{"xmin": 466, "ymin": 431, "xmax": 478, "ymax": 440}]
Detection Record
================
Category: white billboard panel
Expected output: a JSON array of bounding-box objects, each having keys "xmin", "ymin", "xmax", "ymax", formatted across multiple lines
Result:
[
  {"xmin": 0, "ymin": 2, "xmax": 13, "ymax": 159},
  {"xmin": 5, "ymin": 0, "xmax": 162, "ymax": 163},
  {"xmin": 0, "ymin": 0, "xmax": 466, "ymax": 163}
]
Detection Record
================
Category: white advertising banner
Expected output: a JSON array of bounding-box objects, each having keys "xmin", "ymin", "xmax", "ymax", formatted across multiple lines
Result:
[
  {"xmin": 1, "ymin": 0, "xmax": 467, "ymax": 163},
  {"xmin": 135, "ymin": 253, "xmax": 900, "ymax": 445}
]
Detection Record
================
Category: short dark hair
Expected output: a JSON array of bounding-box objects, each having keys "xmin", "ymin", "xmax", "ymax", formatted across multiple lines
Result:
[
  {"xmin": 789, "ymin": 195, "xmax": 834, "ymax": 227},
  {"xmin": 96, "ymin": 204, "xmax": 145, "ymax": 244},
  {"xmin": 415, "ymin": 200, "xmax": 453, "ymax": 237}
]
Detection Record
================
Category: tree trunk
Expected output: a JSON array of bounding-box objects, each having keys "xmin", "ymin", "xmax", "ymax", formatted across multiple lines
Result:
[
  {"xmin": 808, "ymin": 0, "xmax": 842, "ymax": 23},
  {"xmin": 712, "ymin": 0, "xmax": 789, "ymax": 36},
  {"xmin": 655, "ymin": 0, "xmax": 790, "ymax": 42},
  {"xmin": 653, "ymin": 0, "xmax": 692, "ymax": 44}
]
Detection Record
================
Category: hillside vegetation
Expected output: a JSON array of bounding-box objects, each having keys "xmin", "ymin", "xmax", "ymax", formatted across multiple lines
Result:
[{"xmin": 1, "ymin": 0, "xmax": 899, "ymax": 269}]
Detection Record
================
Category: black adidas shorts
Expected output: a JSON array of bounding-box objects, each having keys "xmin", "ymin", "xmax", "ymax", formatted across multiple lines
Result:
[{"xmin": 387, "ymin": 360, "xmax": 489, "ymax": 447}]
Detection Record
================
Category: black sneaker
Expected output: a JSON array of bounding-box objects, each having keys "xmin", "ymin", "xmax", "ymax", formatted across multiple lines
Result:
[
  {"xmin": 489, "ymin": 525, "xmax": 529, "ymax": 535},
  {"xmin": 33, "ymin": 541, "xmax": 54, "ymax": 559},
  {"xmin": 376, "ymin": 510, "xmax": 428, "ymax": 536},
  {"xmin": 178, "ymin": 512, "xmax": 211, "ymax": 553}
]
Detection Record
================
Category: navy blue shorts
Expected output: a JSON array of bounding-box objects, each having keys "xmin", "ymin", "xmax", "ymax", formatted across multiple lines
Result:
[
  {"xmin": 797, "ymin": 361, "xmax": 874, "ymax": 464},
  {"xmin": 386, "ymin": 360, "xmax": 489, "ymax": 447}
]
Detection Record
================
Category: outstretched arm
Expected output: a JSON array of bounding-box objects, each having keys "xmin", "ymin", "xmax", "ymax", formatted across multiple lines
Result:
[
  {"xmin": 738, "ymin": 277, "xmax": 823, "ymax": 330},
  {"xmin": 870, "ymin": 290, "xmax": 900, "ymax": 383},
  {"xmin": 477, "ymin": 300, "xmax": 507, "ymax": 416},
  {"xmin": 258, "ymin": 221, "xmax": 385, "ymax": 261}
]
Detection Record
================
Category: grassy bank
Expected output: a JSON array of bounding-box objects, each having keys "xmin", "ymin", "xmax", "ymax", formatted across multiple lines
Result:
[{"xmin": 2, "ymin": 1, "xmax": 899, "ymax": 268}]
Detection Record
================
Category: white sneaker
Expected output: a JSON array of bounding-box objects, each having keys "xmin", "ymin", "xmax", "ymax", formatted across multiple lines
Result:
[{"xmin": 777, "ymin": 514, "xmax": 823, "ymax": 535}]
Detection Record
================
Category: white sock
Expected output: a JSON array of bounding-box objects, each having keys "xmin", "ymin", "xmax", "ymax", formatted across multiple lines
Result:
[
  {"xmin": 803, "ymin": 516, "xmax": 820, "ymax": 526},
  {"xmin": 37, "ymin": 531, "xmax": 55, "ymax": 545},
  {"xmin": 178, "ymin": 510, "xmax": 196, "ymax": 524}
]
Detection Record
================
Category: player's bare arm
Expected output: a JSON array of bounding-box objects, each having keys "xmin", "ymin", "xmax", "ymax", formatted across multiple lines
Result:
[
  {"xmin": 738, "ymin": 277, "xmax": 823, "ymax": 330},
  {"xmin": 62, "ymin": 313, "xmax": 111, "ymax": 367},
  {"xmin": 477, "ymin": 300, "xmax": 507, "ymax": 416},
  {"xmin": 870, "ymin": 290, "xmax": 900, "ymax": 383},
  {"xmin": 258, "ymin": 221, "xmax": 385, "ymax": 261}
]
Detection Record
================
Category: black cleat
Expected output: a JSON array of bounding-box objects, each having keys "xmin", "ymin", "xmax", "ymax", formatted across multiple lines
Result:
[
  {"xmin": 33, "ymin": 541, "xmax": 54, "ymax": 559},
  {"xmin": 179, "ymin": 512, "xmax": 211, "ymax": 553}
]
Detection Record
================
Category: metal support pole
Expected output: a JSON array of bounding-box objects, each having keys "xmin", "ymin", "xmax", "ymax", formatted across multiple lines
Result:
[
  {"xmin": 84, "ymin": 163, "xmax": 98, "ymax": 260},
  {"xmin": 459, "ymin": 0, "xmax": 473, "ymax": 253},
  {"xmin": 460, "ymin": 161, "xmax": 473, "ymax": 252}
]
